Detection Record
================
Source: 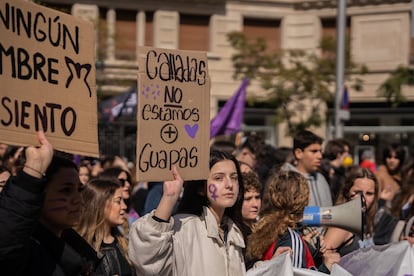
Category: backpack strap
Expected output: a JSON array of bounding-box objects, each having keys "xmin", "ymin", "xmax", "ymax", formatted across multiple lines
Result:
[
  {"xmin": 390, "ymin": 220, "xmax": 406, "ymax": 242},
  {"xmin": 405, "ymin": 216, "xmax": 414, "ymax": 237}
]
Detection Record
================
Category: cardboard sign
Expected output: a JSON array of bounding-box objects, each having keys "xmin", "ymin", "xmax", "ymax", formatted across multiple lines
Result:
[
  {"xmin": 136, "ymin": 47, "xmax": 210, "ymax": 181},
  {"xmin": 0, "ymin": 0, "xmax": 99, "ymax": 157}
]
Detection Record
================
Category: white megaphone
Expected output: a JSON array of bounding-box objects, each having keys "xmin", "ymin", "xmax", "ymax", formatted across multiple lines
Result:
[{"xmin": 302, "ymin": 196, "xmax": 365, "ymax": 237}]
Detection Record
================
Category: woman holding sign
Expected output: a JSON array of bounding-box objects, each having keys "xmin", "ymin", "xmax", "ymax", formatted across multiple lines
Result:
[
  {"xmin": 0, "ymin": 132, "xmax": 100, "ymax": 275},
  {"xmin": 129, "ymin": 150, "xmax": 249, "ymax": 276}
]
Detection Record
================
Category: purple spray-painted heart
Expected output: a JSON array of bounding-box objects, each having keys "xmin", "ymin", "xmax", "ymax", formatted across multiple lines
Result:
[{"xmin": 185, "ymin": 124, "xmax": 199, "ymax": 138}]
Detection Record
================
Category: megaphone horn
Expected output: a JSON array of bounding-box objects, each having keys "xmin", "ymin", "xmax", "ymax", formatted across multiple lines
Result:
[{"xmin": 303, "ymin": 196, "xmax": 365, "ymax": 238}]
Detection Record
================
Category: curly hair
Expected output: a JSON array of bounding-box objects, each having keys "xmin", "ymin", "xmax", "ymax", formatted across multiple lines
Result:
[
  {"xmin": 242, "ymin": 171, "xmax": 262, "ymax": 194},
  {"xmin": 246, "ymin": 170, "xmax": 309, "ymax": 260}
]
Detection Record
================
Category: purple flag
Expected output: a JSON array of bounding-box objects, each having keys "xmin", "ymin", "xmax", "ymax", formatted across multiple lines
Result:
[
  {"xmin": 341, "ymin": 85, "xmax": 349, "ymax": 110},
  {"xmin": 210, "ymin": 79, "xmax": 249, "ymax": 138}
]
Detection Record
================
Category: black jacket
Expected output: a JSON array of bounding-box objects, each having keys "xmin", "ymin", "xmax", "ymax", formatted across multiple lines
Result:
[
  {"xmin": 97, "ymin": 240, "xmax": 134, "ymax": 276},
  {"xmin": 0, "ymin": 171, "xmax": 100, "ymax": 275}
]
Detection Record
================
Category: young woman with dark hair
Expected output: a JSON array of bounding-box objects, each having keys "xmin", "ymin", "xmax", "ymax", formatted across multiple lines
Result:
[
  {"xmin": 129, "ymin": 150, "xmax": 249, "ymax": 276},
  {"xmin": 376, "ymin": 143, "xmax": 406, "ymax": 207}
]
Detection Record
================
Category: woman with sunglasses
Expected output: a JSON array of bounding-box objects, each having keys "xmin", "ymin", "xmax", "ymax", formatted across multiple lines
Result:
[
  {"xmin": 99, "ymin": 167, "xmax": 132, "ymax": 200},
  {"xmin": 99, "ymin": 167, "xmax": 134, "ymax": 235}
]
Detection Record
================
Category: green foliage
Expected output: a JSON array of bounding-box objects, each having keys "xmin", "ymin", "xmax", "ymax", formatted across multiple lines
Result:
[
  {"xmin": 227, "ymin": 31, "xmax": 366, "ymax": 137},
  {"xmin": 377, "ymin": 66, "xmax": 414, "ymax": 107}
]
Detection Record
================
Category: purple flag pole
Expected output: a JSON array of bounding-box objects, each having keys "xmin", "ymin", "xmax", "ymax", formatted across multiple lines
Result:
[{"xmin": 210, "ymin": 79, "xmax": 249, "ymax": 139}]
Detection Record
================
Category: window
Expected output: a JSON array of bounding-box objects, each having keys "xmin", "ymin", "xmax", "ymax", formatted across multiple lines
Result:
[
  {"xmin": 179, "ymin": 14, "xmax": 209, "ymax": 51},
  {"xmin": 116, "ymin": 10, "xmax": 137, "ymax": 60},
  {"xmin": 243, "ymin": 18, "xmax": 281, "ymax": 53}
]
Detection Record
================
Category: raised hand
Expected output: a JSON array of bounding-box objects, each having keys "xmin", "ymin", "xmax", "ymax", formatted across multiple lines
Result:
[
  {"xmin": 302, "ymin": 228, "xmax": 319, "ymax": 245},
  {"xmin": 154, "ymin": 166, "xmax": 183, "ymax": 221},
  {"xmin": 162, "ymin": 166, "xmax": 184, "ymax": 199},
  {"xmin": 23, "ymin": 131, "xmax": 53, "ymax": 179}
]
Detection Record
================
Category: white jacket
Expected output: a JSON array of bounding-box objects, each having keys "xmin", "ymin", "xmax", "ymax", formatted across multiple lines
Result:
[{"xmin": 129, "ymin": 206, "xmax": 246, "ymax": 276}]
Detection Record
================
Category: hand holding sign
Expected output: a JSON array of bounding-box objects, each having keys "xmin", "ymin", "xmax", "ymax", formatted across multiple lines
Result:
[
  {"xmin": 23, "ymin": 131, "xmax": 53, "ymax": 179},
  {"xmin": 154, "ymin": 166, "xmax": 184, "ymax": 221}
]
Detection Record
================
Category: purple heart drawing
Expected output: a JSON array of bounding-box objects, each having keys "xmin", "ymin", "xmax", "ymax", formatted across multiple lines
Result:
[{"xmin": 185, "ymin": 124, "xmax": 199, "ymax": 139}]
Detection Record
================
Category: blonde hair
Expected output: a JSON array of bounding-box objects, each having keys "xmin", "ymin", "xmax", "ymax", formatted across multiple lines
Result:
[
  {"xmin": 75, "ymin": 179, "xmax": 130, "ymax": 264},
  {"xmin": 247, "ymin": 170, "xmax": 309, "ymax": 260}
]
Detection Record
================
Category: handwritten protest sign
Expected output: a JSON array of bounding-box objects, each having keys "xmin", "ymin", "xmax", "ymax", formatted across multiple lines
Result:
[
  {"xmin": 0, "ymin": 0, "xmax": 99, "ymax": 157},
  {"xmin": 136, "ymin": 47, "xmax": 210, "ymax": 181}
]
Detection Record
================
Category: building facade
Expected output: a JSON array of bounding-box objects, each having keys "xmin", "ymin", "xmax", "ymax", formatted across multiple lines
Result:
[{"xmin": 39, "ymin": 0, "xmax": 414, "ymax": 162}]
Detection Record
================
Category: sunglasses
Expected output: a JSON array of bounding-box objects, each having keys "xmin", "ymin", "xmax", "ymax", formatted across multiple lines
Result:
[{"xmin": 118, "ymin": 178, "xmax": 129, "ymax": 186}]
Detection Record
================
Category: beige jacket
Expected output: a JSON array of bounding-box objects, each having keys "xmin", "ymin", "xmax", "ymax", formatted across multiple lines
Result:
[{"xmin": 129, "ymin": 206, "xmax": 246, "ymax": 276}]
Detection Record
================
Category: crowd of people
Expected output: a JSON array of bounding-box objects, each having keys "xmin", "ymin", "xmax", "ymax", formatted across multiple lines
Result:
[{"xmin": 0, "ymin": 129, "xmax": 413, "ymax": 275}]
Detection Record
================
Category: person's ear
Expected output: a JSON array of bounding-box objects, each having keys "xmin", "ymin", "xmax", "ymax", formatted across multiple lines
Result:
[
  {"xmin": 294, "ymin": 148, "xmax": 303, "ymax": 160},
  {"xmin": 336, "ymin": 152, "xmax": 342, "ymax": 159}
]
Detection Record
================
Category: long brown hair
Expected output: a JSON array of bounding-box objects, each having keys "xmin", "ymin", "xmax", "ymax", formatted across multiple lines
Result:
[
  {"xmin": 75, "ymin": 179, "xmax": 130, "ymax": 263},
  {"xmin": 336, "ymin": 166, "xmax": 378, "ymax": 235},
  {"xmin": 247, "ymin": 170, "xmax": 309, "ymax": 260},
  {"xmin": 391, "ymin": 160, "xmax": 414, "ymax": 218}
]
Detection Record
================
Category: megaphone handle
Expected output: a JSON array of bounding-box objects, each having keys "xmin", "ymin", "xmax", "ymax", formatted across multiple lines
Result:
[{"xmin": 405, "ymin": 216, "xmax": 414, "ymax": 237}]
